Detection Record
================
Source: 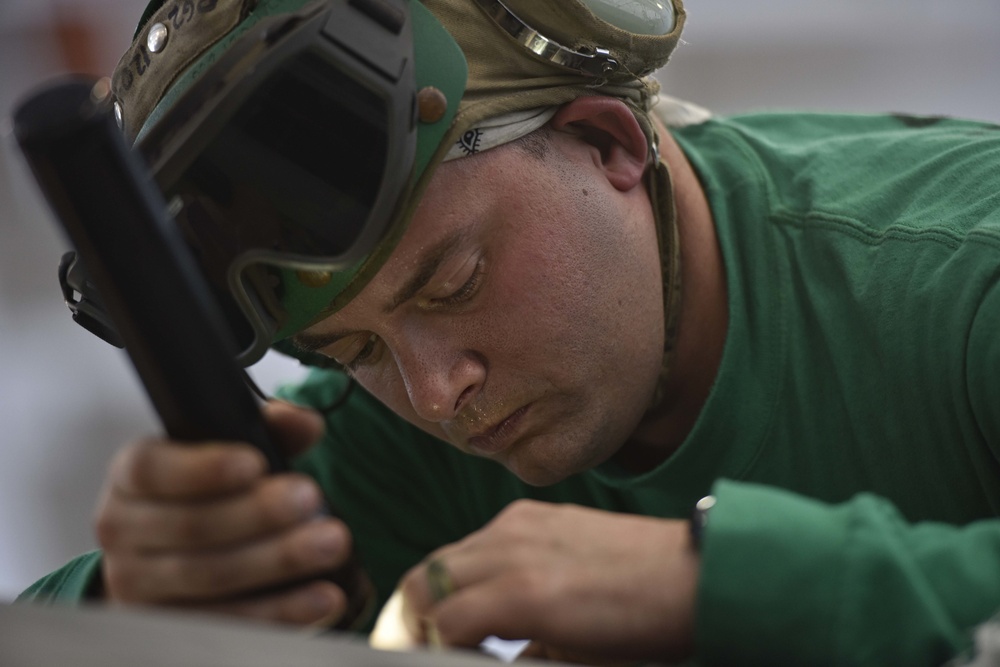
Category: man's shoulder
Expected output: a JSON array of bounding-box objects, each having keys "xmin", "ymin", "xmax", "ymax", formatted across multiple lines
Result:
[
  {"xmin": 675, "ymin": 111, "xmax": 1000, "ymax": 238},
  {"xmin": 682, "ymin": 110, "xmax": 1000, "ymax": 144},
  {"xmin": 675, "ymin": 110, "xmax": 1000, "ymax": 171}
]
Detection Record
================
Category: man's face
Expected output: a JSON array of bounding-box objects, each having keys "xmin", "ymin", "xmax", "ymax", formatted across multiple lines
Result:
[{"xmin": 298, "ymin": 132, "xmax": 666, "ymax": 485}]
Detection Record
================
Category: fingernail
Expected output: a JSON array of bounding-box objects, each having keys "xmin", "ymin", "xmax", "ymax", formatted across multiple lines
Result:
[
  {"xmin": 307, "ymin": 588, "xmax": 335, "ymax": 616},
  {"xmin": 311, "ymin": 525, "xmax": 343, "ymax": 559},
  {"xmin": 291, "ymin": 482, "xmax": 320, "ymax": 516},
  {"xmin": 226, "ymin": 453, "xmax": 262, "ymax": 484},
  {"xmin": 274, "ymin": 400, "xmax": 323, "ymax": 428},
  {"xmin": 304, "ymin": 592, "xmax": 345, "ymax": 632},
  {"xmin": 300, "ymin": 407, "xmax": 325, "ymax": 432}
]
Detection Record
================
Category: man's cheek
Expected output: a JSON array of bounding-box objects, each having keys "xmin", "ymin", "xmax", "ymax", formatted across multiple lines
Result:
[{"xmin": 356, "ymin": 367, "xmax": 411, "ymax": 418}]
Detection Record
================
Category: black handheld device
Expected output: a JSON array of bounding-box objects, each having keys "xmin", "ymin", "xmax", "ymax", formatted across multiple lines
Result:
[
  {"xmin": 12, "ymin": 77, "xmax": 371, "ymax": 626},
  {"xmin": 12, "ymin": 77, "xmax": 287, "ymax": 472}
]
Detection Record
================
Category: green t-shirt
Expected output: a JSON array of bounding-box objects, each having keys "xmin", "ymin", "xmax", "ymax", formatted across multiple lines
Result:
[{"xmin": 20, "ymin": 112, "xmax": 1000, "ymax": 666}]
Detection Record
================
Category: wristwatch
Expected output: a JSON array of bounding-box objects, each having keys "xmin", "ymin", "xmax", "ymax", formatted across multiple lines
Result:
[{"xmin": 689, "ymin": 495, "xmax": 717, "ymax": 550}]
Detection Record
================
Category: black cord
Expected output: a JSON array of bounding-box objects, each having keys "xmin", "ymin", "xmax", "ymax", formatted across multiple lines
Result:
[
  {"xmin": 242, "ymin": 369, "xmax": 270, "ymax": 402},
  {"xmin": 321, "ymin": 377, "xmax": 356, "ymax": 415},
  {"xmin": 242, "ymin": 368, "xmax": 355, "ymax": 415}
]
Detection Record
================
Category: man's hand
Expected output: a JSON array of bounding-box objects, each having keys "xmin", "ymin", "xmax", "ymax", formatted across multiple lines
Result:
[
  {"xmin": 95, "ymin": 401, "xmax": 354, "ymax": 626},
  {"xmin": 398, "ymin": 500, "xmax": 700, "ymax": 664}
]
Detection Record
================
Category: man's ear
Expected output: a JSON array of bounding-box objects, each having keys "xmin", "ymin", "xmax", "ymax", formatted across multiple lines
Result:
[{"xmin": 549, "ymin": 96, "xmax": 650, "ymax": 192}]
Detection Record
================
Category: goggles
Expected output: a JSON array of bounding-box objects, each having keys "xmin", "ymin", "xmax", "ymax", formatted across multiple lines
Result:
[{"xmin": 74, "ymin": 0, "xmax": 683, "ymax": 367}]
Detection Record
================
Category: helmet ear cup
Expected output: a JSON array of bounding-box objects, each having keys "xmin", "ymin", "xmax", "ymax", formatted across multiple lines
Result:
[{"xmin": 577, "ymin": 0, "xmax": 677, "ymax": 36}]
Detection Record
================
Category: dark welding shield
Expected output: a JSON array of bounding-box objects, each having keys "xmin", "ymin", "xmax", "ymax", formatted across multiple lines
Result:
[
  {"xmin": 112, "ymin": 0, "xmax": 466, "ymax": 365},
  {"xmin": 80, "ymin": 0, "xmax": 685, "ymax": 369}
]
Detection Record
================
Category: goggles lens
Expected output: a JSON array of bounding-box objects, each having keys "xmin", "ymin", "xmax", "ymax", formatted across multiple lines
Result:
[
  {"xmin": 138, "ymin": 1, "xmax": 422, "ymax": 363},
  {"xmin": 168, "ymin": 50, "xmax": 390, "ymax": 285},
  {"xmin": 186, "ymin": 51, "xmax": 389, "ymax": 257}
]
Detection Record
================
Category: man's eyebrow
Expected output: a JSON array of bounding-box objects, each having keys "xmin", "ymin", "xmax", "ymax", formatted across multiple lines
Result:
[
  {"xmin": 291, "ymin": 329, "xmax": 351, "ymax": 353},
  {"xmin": 384, "ymin": 228, "xmax": 470, "ymax": 314},
  {"xmin": 290, "ymin": 229, "xmax": 473, "ymax": 352}
]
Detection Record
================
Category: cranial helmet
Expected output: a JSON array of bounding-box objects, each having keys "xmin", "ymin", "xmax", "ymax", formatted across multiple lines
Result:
[{"xmin": 108, "ymin": 0, "xmax": 686, "ymax": 366}]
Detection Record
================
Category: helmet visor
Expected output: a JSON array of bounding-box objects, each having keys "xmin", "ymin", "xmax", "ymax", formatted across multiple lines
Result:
[{"xmin": 138, "ymin": 1, "xmax": 419, "ymax": 364}]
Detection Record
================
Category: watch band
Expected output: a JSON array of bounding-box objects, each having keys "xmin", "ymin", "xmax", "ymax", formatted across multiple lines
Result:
[{"xmin": 690, "ymin": 495, "xmax": 717, "ymax": 550}]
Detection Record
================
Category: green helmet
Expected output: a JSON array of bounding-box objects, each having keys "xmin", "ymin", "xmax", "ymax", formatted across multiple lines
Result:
[{"xmin": 110, "ymin": 0, "xmax": 686, "ymax": 366}]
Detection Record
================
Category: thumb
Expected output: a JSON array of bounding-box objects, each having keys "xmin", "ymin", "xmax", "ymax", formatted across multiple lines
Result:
[{"xmin": 263, "ymin": 400, "xmax": 325, "ymax": 457}]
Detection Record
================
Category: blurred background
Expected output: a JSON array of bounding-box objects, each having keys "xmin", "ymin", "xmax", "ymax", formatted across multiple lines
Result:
[{"xmin": 1, "ymin": 0, "xmax": 998, "ymax": 601}]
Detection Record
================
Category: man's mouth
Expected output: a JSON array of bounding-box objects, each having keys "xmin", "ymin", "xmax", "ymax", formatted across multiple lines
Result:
[{"xmin": 465, "ymin": 404, "xmax": 531, "ymax": 455}]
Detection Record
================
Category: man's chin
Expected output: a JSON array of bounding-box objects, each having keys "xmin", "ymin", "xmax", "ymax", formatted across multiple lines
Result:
[
  {"xmin": 500, "ymin": 448, "xmax": 590, "ymax": 487},
  {"xmin": 506, "ymin": 464, "xmax": 570, "ymax": 487}
]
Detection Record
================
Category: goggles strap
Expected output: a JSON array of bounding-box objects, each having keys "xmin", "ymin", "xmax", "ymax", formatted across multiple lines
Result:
[
  {"xmin": 113, "ymin": 0, "xmax": 259, "ymax": 143},
  {"xmin": 471, "ymin": 0, "xmax": 620, "ymax": 77},
  {"xmin": 645, "ymin": 149, "xmax": 683, "ymax": 417}
]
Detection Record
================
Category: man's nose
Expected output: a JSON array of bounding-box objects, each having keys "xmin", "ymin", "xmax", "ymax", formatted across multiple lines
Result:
[{"xmin": 392, "ymin": 333, "xmax": 485, "ymax": 423}]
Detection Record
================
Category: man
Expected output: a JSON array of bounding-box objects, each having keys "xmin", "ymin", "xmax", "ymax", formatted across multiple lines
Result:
[{"xmin": 17, "ymin": 0, "xmax": 1000, "ymax": 664}]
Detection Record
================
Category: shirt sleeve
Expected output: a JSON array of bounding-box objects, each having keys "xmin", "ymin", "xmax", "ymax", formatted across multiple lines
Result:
[
  {"xmin": 966, "ymin": 273, "xmax": 1000, "ymax": 480},
  {"xmin": 695, "ymin": 480, "xmax": 1000, "ymax": 666},
  {"xmin": 16, "ymin": 550, "xmax": 103, "ymax": 604}
]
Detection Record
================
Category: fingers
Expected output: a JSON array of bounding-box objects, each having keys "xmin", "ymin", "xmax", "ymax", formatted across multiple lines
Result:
[
  {"xmin": 186, "ymin": 579, "xmax": 347, "ymax": 627},
  {"xmin": 263, "ymin": 400, "xmax": 326, "ymax": 458},
  {"xmin": 105, "ymin": 401, "xmax": 323, "ymax": 502},
  {"xmin": 400, "ymin": 551, "xmax": 543, "ymax": 649},
  {"xmin": 96, "ymin": 474, "xmax": 323, "ymax": 552},
  {"xmin": 103, "ymin": 516, "xmax": 353, "ymax": 603},
  {"xmin": 396, "ymin": 502, "xmax": 699, "ymax": 662},
  {"xmin": 93, "ymin": 400, "xmax": 359, "ymax": 628},
  {"xmin": 108, "ymin": 439, "xmax": 267, "ymax": 501},
  {"xmin": 435, "ymin": 578, "xmax": 538, "ymax": 648}
]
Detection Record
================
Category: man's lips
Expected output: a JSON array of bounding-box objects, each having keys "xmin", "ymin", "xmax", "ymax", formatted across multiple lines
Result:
[{"xmin": 465, "ymin": 404, "xmax": 531, "ymax": 455}]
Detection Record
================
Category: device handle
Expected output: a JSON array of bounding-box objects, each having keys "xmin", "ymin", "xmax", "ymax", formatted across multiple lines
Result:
[
  {"xmin": 13, "ymin": 77, "xmax": 374, "ymax": 626},
  {"xmin": 12, "ymin": 77, "xmax": 286, "ymax": 472}
]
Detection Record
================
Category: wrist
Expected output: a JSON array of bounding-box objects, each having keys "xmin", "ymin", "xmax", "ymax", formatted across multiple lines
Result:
[{"xmin": 661, "ymin": 516, "xmax": 702, "ymax": 661}]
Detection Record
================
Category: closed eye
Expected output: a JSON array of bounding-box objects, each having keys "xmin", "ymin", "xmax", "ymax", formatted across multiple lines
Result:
[
  {"xmin": 431, "ymin": 258, "xmax": 486, "ymax": 307},
  {"xmin": 341, "ymin": 258, "xmax": 485, "ymax": 372},
  {"xmin": 343, "ymin": 334, "xmax": 379, "ymax": 373}
]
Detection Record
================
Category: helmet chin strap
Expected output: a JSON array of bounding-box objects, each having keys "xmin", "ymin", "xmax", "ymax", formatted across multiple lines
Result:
[{"xmin": 643, "ymin": 141, "xmax": 683, "ymax": 419}]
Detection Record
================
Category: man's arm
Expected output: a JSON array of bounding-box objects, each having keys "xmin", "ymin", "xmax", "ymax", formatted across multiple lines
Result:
[
  {"xmin": 698, "ymin": 480, "xmax": 1000, "ymax": 666},
  {"xmin": 397, "ymin": 500, "xmax": 700, "ymax": 663},
  {"xmin": 392, "ymin": 481, "xmax": 999, "ymax": 666}
]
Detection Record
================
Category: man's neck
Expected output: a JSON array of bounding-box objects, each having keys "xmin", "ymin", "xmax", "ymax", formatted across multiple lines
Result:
[{"xmin": 616, "ymin": 123, "xmax": 728, "ymax": 474}]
